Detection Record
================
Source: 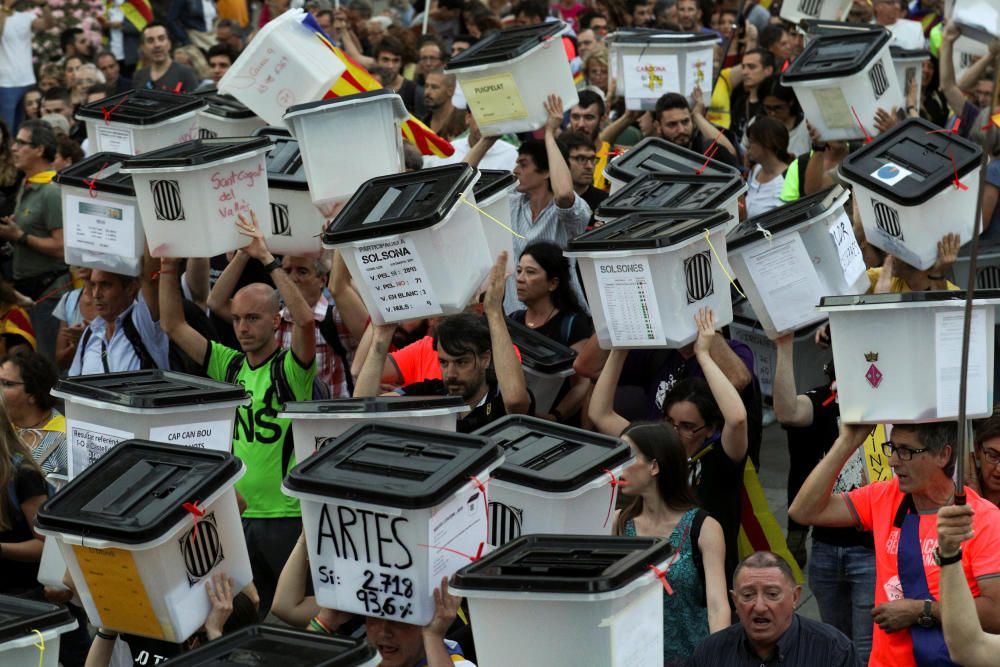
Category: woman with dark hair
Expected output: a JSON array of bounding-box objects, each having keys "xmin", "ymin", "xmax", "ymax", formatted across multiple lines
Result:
[
  {"xmin": 969, "ymin": 408, "xmax": 1000, "ymax": 507},
  {"xmin": 759, "ymin": 76, "xmax": 808, "ymax": 157},
  {"xmin": 0, "ymin": 350, "xmax": 66, "ymax": 478},
  {"xmin": 614, "ymin": 422, "xmax": 729, "ymax": 665},
  {"xmin": 0, "ymin": 396, "xmax": 48, "ymax": 595},
  {"xmin": 509, "ymin": 241, "xmax": 593, "ymax": 422},
  {"xmin": 591, "ymin": 307, "xmax": 749, "ymax": 574},
  {"xmin": 0, "ymin": 120, "xmax": 20, "ymax": 218},
  {"xmin": 920, "ymin": 56, "xmax": 950, "ymax": 128},
  {"xmin": 746, "ymin": 115, "xmax": 792, "ymax": 217}
]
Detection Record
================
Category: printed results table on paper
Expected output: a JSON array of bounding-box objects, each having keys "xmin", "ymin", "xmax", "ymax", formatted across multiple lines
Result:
[{"xmin": 595, "ymin": 257, "xmax": 666, "ymax": 347}]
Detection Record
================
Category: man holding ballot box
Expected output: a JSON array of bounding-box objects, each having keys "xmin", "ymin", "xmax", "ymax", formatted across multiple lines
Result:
[
  {"xmin": 159, "ymin": 211, "xmax": 316, "ymax": 618},
  {"xmin": 790, "ymin": 421, "xmax": 1000, "ymax": 667}
]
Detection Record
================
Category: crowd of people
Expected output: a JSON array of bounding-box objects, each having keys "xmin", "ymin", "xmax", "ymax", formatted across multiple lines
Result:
[{"xmin": 1, "ymin": 0, "xmax": 1000, "ymax": 665}]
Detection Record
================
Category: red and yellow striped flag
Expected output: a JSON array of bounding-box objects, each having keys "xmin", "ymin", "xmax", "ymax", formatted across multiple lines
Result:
[
  {"xmin": 737, "ymin": 460, "xmax": 805, "ymax": 584},
  {"xmin": 120, "ymin": 0, "xmax": 153, "ymax": 32},
  {"xmin": 302, "ymin": 14, "xmax": 454, "ymax": 158}
]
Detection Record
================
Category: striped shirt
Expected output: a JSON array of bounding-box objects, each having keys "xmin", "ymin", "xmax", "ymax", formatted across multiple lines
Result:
[
  {"xmin": 502, "ymin": 191, "xmax": 591, "ymax": 314},
  {"xmin": 276, "ymin": 296, "xmax": 353, "ymax": 398}
]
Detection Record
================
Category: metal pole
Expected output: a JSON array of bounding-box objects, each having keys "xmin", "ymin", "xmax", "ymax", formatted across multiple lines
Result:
[
  {"xmin": 422, "ymin": 0, "xmax": 431, "ymax": 35},
  {"xmin": 711, "ymin": 0, "xmax": 749, "ymax": 94}
]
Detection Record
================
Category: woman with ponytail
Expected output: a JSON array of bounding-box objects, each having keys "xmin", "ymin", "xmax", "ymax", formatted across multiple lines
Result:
[{"xmin": 745, "ymin": 115, "xmax": 792, "ymax": 218}]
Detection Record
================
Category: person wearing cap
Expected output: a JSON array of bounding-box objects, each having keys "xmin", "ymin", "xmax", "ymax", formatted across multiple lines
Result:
[
  {"xmin": 689, "ymin": 550, "xmax": 859, "ymax": 666},
  {"xmin": 789, "ymin": 421, "xmax": 1000, "ymax": 667},
  {"xmin": 159, "ymin": 212, "xmax": 316, "ymax": 618}
]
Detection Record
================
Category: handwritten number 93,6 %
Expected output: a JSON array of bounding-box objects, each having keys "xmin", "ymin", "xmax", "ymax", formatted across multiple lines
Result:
[{"xmin": 356, "ymin": 570, "xmax": 415, "ymax": 618}]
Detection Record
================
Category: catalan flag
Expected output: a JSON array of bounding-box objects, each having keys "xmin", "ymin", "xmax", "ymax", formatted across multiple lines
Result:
[
  {"xmin": 737, "ymin": 459, "xmax": 805, "ymax": 585},
  {"xmin": 0, "ymin": 305, "xmax": 36, "ymax": 352},
  {"xmin": 301, "ymin": 13, "xmax": 454, "ymax": 158},
  {"xmin": 120, "ymin": 0, "xmax": 153, "ymax": 32}
]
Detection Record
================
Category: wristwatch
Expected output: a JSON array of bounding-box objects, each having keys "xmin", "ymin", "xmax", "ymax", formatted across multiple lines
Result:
[
  {"xmin": 262, "ymin": 257, "xmax": 282, "ymax": 273},
  {"xmin": 934, "ymin": 547, "xmax": 963, "ymax": 566},
  {"xmin": 917, "ymin": 599, "xmax": 935, "ymax": 628}
]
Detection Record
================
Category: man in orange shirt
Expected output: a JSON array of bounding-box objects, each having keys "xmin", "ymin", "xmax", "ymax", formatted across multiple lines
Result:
[{"xmin": 790, "ymin": 422, "xmax": 1000, "ymax": 666}]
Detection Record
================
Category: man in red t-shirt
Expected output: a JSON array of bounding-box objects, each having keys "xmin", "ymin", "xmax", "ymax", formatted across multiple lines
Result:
[{"xmin": 789, "ymin": 422, "xmax": 1000, "ymax": 667}]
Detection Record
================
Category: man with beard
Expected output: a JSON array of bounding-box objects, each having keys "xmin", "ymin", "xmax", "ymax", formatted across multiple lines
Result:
[
  {"xmin": 654, "ymin": 92, "xmax": 740, "ymax": 168},
  {"xmin": 420, "ymin": 69, "xmax": 466, "ymax": 139},
  {"xmin": 132, "ymin": 22, "xmax": 199, "ymax": 93},
  {"xmin": 354, "ymin": 252, "xmax": 532, "ymax": 433}
]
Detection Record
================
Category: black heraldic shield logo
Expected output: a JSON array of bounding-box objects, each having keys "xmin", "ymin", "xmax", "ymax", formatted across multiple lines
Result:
[
  {"xmin": 151, "ymin": 180, "xmax": 185, "ymax": 221},
  {"xmin": 180, "ymin": 512, "xmax": 224, "ymax": 586},
  {"xmin": 685, "ymin": 252, "xmax": 714, "ymax": 304}
]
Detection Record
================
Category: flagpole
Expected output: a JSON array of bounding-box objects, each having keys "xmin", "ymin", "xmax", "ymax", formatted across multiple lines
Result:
[{"xmin": 422, "ymin": 0, "xmax": 431, "ymax": 35}]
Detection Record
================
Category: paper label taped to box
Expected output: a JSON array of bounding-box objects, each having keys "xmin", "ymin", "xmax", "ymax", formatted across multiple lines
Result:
[{"xmin": 463, "ymin": 72, "xmax": 530, "ymax": 124}]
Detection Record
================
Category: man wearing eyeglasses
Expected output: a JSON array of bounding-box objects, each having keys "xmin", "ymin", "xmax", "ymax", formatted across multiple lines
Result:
[
  {"xmin": 790, "ymin": 422, "xmax": 1000, "ymax": 667},
  {"xmin": 558, "ymin": 131, "xmax": 607, "ymax": 215}
]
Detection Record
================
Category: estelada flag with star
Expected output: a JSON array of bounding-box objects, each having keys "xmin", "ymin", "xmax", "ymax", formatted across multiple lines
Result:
[{"xmin": 301, "ymin": 13, "xmax": 454, "ymax": 158}]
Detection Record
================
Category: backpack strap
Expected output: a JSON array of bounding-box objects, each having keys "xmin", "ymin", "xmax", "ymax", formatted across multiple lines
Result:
[
  {"xmin": 318, "ymin": 305, "xmax": 354, "ymax": 396},
  {"xmin": 269, "ymin": 348, "xmax": 295, "ymax": 406},
  {"xmin": 798, "ymin": 152, "xmax": 812, "ymax": 199},
  {"xmin": 121, "ymin": 308, "xmax": 158, "ymax": 370},
  {"xmin": 690, "ymin": 508, "xmax": 708, "ymax": 607},
  {"xmin": 224, "ymin": 352, "xmax": 246, "ymax": 385},
  {"xmin": 560, "ymin": 313, "xmax": 576, "ymax": 346}
]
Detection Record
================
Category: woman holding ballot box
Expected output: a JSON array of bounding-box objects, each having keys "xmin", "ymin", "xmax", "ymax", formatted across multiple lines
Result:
[
  {"xmin": 613, "ymin": 421, "xmax": 730, "ymax": 666},
  {"xmin": 591, "ymin": 307, "xmax": 749, "ymax": 581}
]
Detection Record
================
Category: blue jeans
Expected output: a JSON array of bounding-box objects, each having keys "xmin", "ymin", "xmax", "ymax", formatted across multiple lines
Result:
[
  {"xmin": 0, "ymin": 85, "xmax": 28, "ymax": 132},
  {"xmin": 808, "ymin": 540, "xmax": 876, "ymax": 666}
]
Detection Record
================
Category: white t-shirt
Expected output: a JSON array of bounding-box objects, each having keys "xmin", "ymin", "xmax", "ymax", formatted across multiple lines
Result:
[
  {"xmin": 746, "ymin": 164, "xmax": 785, "ymax": 219},
  {"xmin": 423, "ymin": 135, "xmax": 519, "ymax": 172},
  {"xmin": 0, "ymin": 12, "xmax": 37, "ymax": 87},
  {"xmin": 885, "ymin": 19, "xmax": 926, "ymax": 50}
]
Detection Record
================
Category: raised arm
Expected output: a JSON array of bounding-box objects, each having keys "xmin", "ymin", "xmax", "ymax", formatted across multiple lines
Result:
[
  {"xmin": 184, "ymin": 257, "xmax": 211, "ymax": 310},
  {"xmin": 598, "ymin": 110, "xmax": 641, "ymax": 147},
  {"xmin": 328, "ymin": 249, "xmax": 370, "ymax": 343},
  {"xmin": 939, "ymin": 23, "xmax": 973, "ymax": 116},
  {"xmin": 140, "ymin": 246, "xmax": 161, "ymax": 322},
  {"xmin": 237, "ymin": 212, "xmax": 315, "ymax": 365},
  {"xmin": 692, "ymin": 87, "xmax": 737, "ymax": 157},
  {"xmin": 773, "ymin": 333, "xmax": 815, "ymax": 427},
  {"xmin": 353, "ymin": 323, "xmax": 396, "ymax": 397},
  {"xmin": 206, "ymin": 249, "xmax": 250, "ymax": 323},
  {"xmin": 788, "ymin": 423, "xmax": 871, "ymax": 527},
  {"xmin": 271, "ymin": 531, "xmax": 321, "ymax": 628},
  {"xmin": 587, "ymin": 347, "xmax": 630, "ymax": 436},
  {"xmin": 543, "ymin": 94, "xmax": 575, "ymax": 208},
  {"xmin": 159, "ymin": 256, "xmax": 208, "ymax": 364},
  {"xmin": 483, "ymin": 252, "xmax": 531, "ymax": 415},
  {"xmin": 462, "ymin": 136, "xmax": 499, "ymax": 169},
  {"xmin": 693, "ymin": 307, "xmax": 747, "ymax": 462}
]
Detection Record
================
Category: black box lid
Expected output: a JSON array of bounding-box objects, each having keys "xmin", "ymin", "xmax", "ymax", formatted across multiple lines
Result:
[
  {"xmin": 121, "ymin": 136, "xmax": 271, "ymax": 170},
  {"xmin": 474, "ymin": 416, "xmax": 629, "ymax": 492},
  {"xmin": 445, "ymin": 22, "xmax": 566, "ymax": 69},
  {"xmin": 819, "ymin": 289, "xmax": 1000, "ymax": 308},
  {"xmin": 35, "ymin": 440, "xmax": 243, "ymax": 544},
  {"xmin": 284, "ymin": 423, "xmax": 503, "ymax": 509},
  {"xmin": 782, "ymin": 28, "xmax": 891, "ymax": 83},
  {"xmin": 890, "ymin": 46, "xmax": 930, "ymax": 60},
  {"xmin": 0, "ymin": 596, "xmax": 75, "ymax": 643},
  {"xmin": 450, "ymin": 534, "xmax": 672, "ymax": 594},
  {"xmin": 608, "ymin": 27, "xmax": 717, "ymax": 45},
  {"xmin": 728, "ymin": 187, "xmax": 844, "ymax": 250},
  {"xmin": 800, "ymin": 19, "xmax": 879, "ymax": 38},
  {"xmin": 838, "ymin": 117, "xmax": 982, "ymax": 206},
  {"xmin": 567, "ymin": 209, "xmax": 731, "ymax": 251},
  {"xmin": 322, "ymin": 164, "xmax": 477, "ymax": 244},
  {"xmin": 596, "ymin": 171, "xmax": 743, "ymax": 218},
  {"xmin": 54, "ymin": 152, "xmax": 135, "ymax": 197},
  {"xmin": 53, "ymin": 370, "xmax": 248, "ymax": 408},
  {"xmin": 163, "ymin": 625, "xmax": 377, "ymax": 666},
  {"xmin": 473, "ymin": 169, "xmax": 517, "ymax": 202},
  {"xmin": 76, "ymin": 89, "xmax": 206, "ymax": 125},
  {"xmin": 282, "ymin": 395, "xmax": 467, "ymax": 415},
  {"xmin": 604, "ymin": 137, "xmax": 740, "ymax": 184},
  {"xmin": 504, "ymin": 318, "xmax": 576, "ymax": 373},
  {"xmin": 283, "ymin": 89, "xmax": 405, "ymax": 120},
  {"xmin": 193, "ymin": 88, "xmax": 258, "ymax": 119},
  {"xmin": 255, "ymin": 126, "xmax": 308, "ymax": 192}
]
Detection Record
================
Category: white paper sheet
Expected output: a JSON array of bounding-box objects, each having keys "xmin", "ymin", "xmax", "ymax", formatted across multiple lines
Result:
[
  {"xmin": 353, "ymin": 235, "xmax": 441, "ymax": 320},
  {"xmin": 935, "ymin": 309, "xmax": 988, "ymax": 417},
  {"xmin": 813, "ymin": 87, "xmax": 856, "ymax": 131},
  {"xmin": 65, "ymin": 195, "xmax": 138, "ymax": 259},
  {"xmin": 684, "ymin": 48, "xmax": 714, "ymax": 96},
  {"xmin": 95, "ymin": 124, "xmax": 134, "ymax": 155},
  {"xmin": 67, "ymin": 420, "xmax": 133, "ymax": 479},
  {"xmin": 621, "ymin": 53, "xmax": 680, "ymax": 102},
  {"xmin": 828, "ymin": 211, "xmax": 867, "ymax": 286},
  {"xmin": 743, "ymin": 235, "xmax": 825, "ymax": 332},
  {"xmin": 594, "ymin": 257, "xmax": 666, "ymax": 347}
]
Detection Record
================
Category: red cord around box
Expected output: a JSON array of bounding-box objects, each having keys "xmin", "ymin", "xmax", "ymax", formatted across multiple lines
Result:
[
  {"xmin": 602, "ymin": 468, "xmax": 625, "ymax": 528},
  {"xmin": 927, "ymin": 118, "xmax": 961, "ymax": 135},
  {"xmin": 182, "ymin": 500, "xmax": 206, "ymax": 544},
  {"xmin": 948, "ymin": 149, "xmax": 969, "ymax": 191},
  {"xmin": 469, "ymin": 475, "xmax": 491, "ymax": 534},
  {"xmin": 648, "ymin": 564, "xmax": 674, "ymax": 595},
  {"xmin": 417, "ymin": 541, "xmax": 485, "ymax": 562},
  {"xmin": 101, "ymin": 96, "xmax": 128, "ymax": 125},
  {"xmin": 81, "ymin": 162, "xmax": 108, "ymax": 198},
  {"xmin": 850, "ymin": 106, "xmax": 872, "ymax": 143}
]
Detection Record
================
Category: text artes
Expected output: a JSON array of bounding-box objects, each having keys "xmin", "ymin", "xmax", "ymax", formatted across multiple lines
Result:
[{"xmin": 316, "ymin": 504, "xmax": 414, "ymax": 569}]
